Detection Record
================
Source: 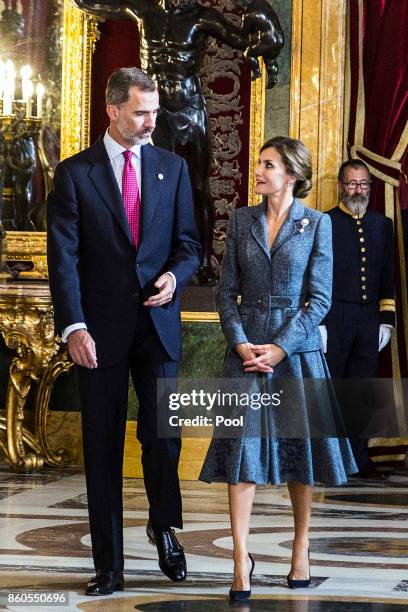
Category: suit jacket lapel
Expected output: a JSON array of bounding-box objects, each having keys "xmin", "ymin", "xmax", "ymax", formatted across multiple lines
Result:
[
  {"xmin": 87, "ymin": 138, "xmax": 134, "ymax": 246},
  {"xmin": 250, "ymin": 203, "xmax": 271, "ymax": 261},
  {"xmin": 270, "ymin": 199, "xmax": 305, "ymax": 256},
  {"xmin": 141, "ymin": 144, "xmax": 163, "ymax": 239}
]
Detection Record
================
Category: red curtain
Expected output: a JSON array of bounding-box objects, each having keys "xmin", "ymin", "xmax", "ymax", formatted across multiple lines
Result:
[
  {"xmin": 20, "ymin": 0, "xmax": 52, "ymax": 72},
  {"xmin": 90, "ymin": 20, "xmax": 141, "ymax": 143},
  {"xmin": 363, "ymin": 1, "xmax": 407, "ymax": 212},
  {"xmin": 348, "ymin": 0, "xmax": 407, "ymax": 211},
  {"xmin": 348, "ymin": 0, "xmax": 408, "ymax": 378}
]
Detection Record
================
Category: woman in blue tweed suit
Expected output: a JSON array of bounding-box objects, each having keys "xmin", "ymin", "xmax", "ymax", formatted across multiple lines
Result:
[{"xmin": 199, "ymin": 137, "xmax": 357, "ymax": 598}]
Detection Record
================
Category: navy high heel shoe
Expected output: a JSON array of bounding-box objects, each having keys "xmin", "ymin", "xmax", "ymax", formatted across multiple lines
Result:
[
  {"xmin": 287, "ymin": 547, "xmax": 311, "ymax": 589},
  {"xmin": 229, "ymin": 553, "xmax": 255, "ymax": 601}
]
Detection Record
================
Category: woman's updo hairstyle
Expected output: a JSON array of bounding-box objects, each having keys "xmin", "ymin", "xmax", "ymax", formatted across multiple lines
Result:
[{"xmin": 260, "ymin": 136, "xmax": 312, "ymax": 199}]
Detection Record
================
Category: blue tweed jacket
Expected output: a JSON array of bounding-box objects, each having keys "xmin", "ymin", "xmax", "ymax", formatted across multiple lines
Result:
[{"xmin": 217, "ymin": 198, "xmax": 333, "ymax": 357}]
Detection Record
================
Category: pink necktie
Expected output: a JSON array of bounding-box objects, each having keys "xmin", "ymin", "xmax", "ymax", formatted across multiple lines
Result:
[{"xmin": 122, "ymin": 149, "xmax": 141, "ymax": 248}]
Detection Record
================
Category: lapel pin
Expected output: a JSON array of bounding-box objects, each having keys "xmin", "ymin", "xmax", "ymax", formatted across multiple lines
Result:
[
  {"xmin": 299, "ymin": 218, "xmax": 309, "ymax": 233},
  {"xmin": 157, "ymin": 173, "xmax": 164, "ymax": 180}
]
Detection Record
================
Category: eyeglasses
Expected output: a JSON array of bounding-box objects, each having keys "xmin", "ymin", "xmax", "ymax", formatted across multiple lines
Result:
[{"xmin": 342, "ymin": 180, "xmax": 371, "ymax": 190}]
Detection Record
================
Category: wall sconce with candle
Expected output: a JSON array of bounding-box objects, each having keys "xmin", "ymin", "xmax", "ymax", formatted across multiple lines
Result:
[
  {"xmin": 0, "ymin": 0, "xmax": 63, "ymax": 280},
  {"xmin": 0, "ymin": 58, "xmax": 49, "ymax": 236},
  {"xmin": 0, "ymin": 60, "xmax": 46, "ymax": 119}
]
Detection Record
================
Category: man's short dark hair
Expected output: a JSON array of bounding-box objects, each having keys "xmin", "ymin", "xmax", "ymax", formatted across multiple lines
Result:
[
  {"xmin": 338, "ymin": 159, "xmax": 370, "ymax": 182},
  {"xmin": 106, "ymin": 67, "xmax": 156, "ymax": 105}
]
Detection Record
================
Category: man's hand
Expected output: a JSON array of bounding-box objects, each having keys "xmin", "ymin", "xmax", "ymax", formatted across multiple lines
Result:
[
  {"xmin": 379, "ymin": 324, "xmax": 392, "ymax": 351},
  {"xmin": 243, "ymin": 343, "xmax": 286, "ymax": 373},
  {"xmin": 67, "ymin": 329, "xmax": 97, "ymax": 368},
  {"xmin": 143, "ymin": 273, "xmax": 175, "ymax": 308}
]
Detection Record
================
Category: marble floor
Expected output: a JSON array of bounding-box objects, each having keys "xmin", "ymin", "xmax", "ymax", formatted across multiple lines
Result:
[{"xmin": 1, "ymin": 465, "xmax": 408, "ymax": 611}]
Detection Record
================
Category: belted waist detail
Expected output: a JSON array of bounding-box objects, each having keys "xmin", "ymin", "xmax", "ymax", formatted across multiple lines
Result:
[{"xmin": 239, "ymin": 294, "xmax": 305, "ymax": 309}]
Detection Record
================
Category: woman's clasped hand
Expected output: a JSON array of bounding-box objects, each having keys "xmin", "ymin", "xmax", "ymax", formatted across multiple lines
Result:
[{"xmin": 235, "ymin": 342, "xmax": 286, "ymax": 372}]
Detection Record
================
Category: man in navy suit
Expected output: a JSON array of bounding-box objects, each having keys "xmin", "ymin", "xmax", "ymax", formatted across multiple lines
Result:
[{"xmin": 47, "ymin": 67, "xmax": 200, "ymax": 595}]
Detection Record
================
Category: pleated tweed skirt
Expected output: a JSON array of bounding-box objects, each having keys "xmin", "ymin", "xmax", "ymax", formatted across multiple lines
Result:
[{"xmin": 199, "ymin": 348, "xmax": 357, "ymax": 486}]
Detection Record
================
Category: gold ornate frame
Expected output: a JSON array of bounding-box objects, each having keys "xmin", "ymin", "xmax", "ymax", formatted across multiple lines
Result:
[
  {"xmin": 60, "ymin": 1, "xmax": 99, "ymax": 160},
  {"xmin": 5, "ymin": 0, "xmax": 266, "ymax": 322}
]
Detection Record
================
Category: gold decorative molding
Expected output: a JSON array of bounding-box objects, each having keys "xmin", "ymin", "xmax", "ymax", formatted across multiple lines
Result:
[
  {"xmin": 181, "ymin": 311, "xmax": 220, "ymax": 323},
  {"xmin": 248, "ymin": 61, "xmax": 266, "ymax": 206},
  {"xmin": 290, "ymin": 0, "xmax": 347, "ymax": 210},
  {"xmin": 343, "ymin": 3, "xmax": 351, "ymax": 162},
  {"xmin": 289, "ymin": 0, "xmax": 302, "ymax": 141},
  {"xmin": 5, "ymin": 231, "xmax": 48, "ymax": 279},
  {"xmin": 0, "ymin": 284, "xmax": 73, "ymax": 473},
  {"xmin": 61, "ymin": 1, "xmax": 99, "ymax": 160},
  {"xmin": 61, "ymin": 0, "xmax": 85, "ymax": 159},
  {"xmin": 81, "ymin": 15, "xmax": 100, "ymax": 151}
]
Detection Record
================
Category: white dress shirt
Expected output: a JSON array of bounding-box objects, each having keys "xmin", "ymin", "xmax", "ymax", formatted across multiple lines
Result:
[
  {"xmin": 103, "ymin": 128, "xmax": 142, "ymax": 190},
  {"xmin": 62, "ymin": 129, "xmax": 175, "ymax": 342}
]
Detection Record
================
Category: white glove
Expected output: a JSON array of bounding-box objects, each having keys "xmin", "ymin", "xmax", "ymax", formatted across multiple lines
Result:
[
  {"xmin": 378, "ymin": 324, "xmax": 392, "ymax": 351},
  {"xmin": 318, "ymin": 325, "xmax": 328, "ymax": 353}
]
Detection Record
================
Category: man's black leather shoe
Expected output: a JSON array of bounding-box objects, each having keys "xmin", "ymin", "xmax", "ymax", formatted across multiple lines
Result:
[
  {"xmin": 85, "ymin": 569, "xmax": 124, "ymax": 596},
  {"xmin": 146, "ymin": 521, "xmax": 187, "ymax": 581}
]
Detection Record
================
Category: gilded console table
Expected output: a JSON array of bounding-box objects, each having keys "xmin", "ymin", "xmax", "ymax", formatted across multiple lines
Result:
[{"xmin": 0, "ymin": 283, "xmax": 73, "ymax": 472}]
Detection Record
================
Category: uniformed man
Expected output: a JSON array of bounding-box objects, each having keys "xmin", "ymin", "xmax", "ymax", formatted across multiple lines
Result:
[{"xmin": 320, "ymin": 159, "xmax": 395, "ymax": 477}]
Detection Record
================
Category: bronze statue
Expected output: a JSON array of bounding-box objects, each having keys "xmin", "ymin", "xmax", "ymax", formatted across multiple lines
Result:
[
  {"xmin": 232, "ymin": 0, "xmax": 284, "ymax": 88},
  {"xmin": 0, "ymin": 221, "xmax": 6, "ymax": 277},
  {"xmin": 73, "ymin": 0, "xmax": 284, "ymax": 283},
  {"xmin": 7, "ymin": 120, "xmax": 37, "ymax": 232},
  {"xmin": 0, "ymin": 131, "xmax": 10, "ymax": 276},
  {"xmin": 0, "ymin": 130, "xmax": 5, "ymax": 233}
]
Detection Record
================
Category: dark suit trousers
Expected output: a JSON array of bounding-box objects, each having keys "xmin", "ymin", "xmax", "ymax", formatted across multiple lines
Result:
[
  {"xmin": 78, "ymin": 304, "xmax": 181, "ymax": 571},
  {"xmin": 325, "ymin": 301, "xmax": 379, "ymax": 471}
]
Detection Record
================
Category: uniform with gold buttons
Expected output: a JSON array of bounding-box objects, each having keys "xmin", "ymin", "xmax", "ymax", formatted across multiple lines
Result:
[
  {"xmin": 324, "ymin": 202, "xmax": 395, "ymax": 321},
  {"xmin": 323, "ymin": 203, "xmax": 395, "ymax": 472}
]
